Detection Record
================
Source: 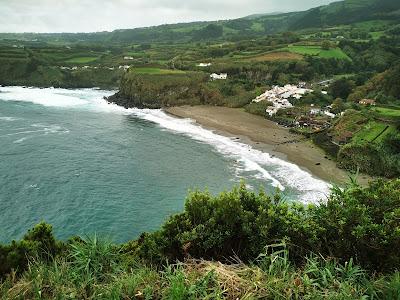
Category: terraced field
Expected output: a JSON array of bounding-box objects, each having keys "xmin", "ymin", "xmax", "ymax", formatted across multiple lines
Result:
[
  {"xmin": 373, "ymin": 106, "xmax": 400, "ymax": 118},
  {"xmin": 129, "ymin": 67, "xmax": 186, "ymax": 75},
  {"xmin": 283, "ymin": 45, "xmax": 351, "ymax": 60},
  {"xmin": 353, "ymin": 121, "xmax": 392, "ymax": 143},
  {"xmin": 243, "ymin": 51, "xmax": 303, "ymax": 62},
  {"xmin": 0, "ymin": 48, "xmax": 28, "ymax": 60},
  {"xmin": 65, "ymin": 56, "xmax": 100, "ymax": 64}
]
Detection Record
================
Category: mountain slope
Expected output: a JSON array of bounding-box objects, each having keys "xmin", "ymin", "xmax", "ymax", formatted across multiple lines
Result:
[
  {"xmin": 289, "ymin": 0, "xmax": 400, "ymax": 30},
  {"xmin": 0, "ymin": 0, "xmax": 399, "ymax": 45}
]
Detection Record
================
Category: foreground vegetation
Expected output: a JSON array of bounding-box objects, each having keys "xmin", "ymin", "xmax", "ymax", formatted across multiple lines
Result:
[{"xmin": 1, "ymin": 179, "xmax": 399, "ymax": 299}]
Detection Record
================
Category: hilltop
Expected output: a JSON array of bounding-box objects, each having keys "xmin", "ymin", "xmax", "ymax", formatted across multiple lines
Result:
[{"xmin": 0, "ymin": 0, "xmax": 399, "ymax": 45}]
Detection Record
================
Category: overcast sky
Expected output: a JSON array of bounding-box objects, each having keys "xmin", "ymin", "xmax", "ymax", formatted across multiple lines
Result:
[{"xmin": 0, "ymin": 0, "xmax": 336, "ymax": 33}]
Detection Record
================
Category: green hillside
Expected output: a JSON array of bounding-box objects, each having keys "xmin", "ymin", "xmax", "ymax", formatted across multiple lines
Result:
[
  {"xmin": 289, "ymin": 0, "xmax": 400, "ymax": 30},
  {"xmin": 1, "ymin": 0, "xmax": 399, "ymax": 45}
]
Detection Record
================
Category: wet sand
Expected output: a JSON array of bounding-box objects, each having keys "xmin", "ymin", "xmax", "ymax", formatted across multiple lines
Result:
[{"xmin": 165, "ymin": 106, "xmax": 371, "ymax": 185}]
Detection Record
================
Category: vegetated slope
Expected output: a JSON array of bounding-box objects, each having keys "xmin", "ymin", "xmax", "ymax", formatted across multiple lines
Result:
[
  {"xmin": 1, "ymin": 180, "xmax": 400, "ymax": 299},
  {"xmin": 108, "ymin": 68, "xmax": 255, "ymax": 109},
  {"xmin": 107, "ymin": 71, "xmax": 208, "ymax": 108},
  {"xmin": 288, "ymin": 0, "xmax": 400, "ymax": 30}
]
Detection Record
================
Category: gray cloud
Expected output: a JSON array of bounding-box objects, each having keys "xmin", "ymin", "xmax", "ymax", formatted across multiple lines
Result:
[{"xmin": 0, "ymin": 0, "xmax": 335, "ymax": 33}]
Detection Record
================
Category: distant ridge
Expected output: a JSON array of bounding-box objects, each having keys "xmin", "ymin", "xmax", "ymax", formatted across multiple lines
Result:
[
  {"xmin": 0, "ymin": 0, "xmax": 399, "ymax": 44},
  {"xmin": 244, "ymin": 12, "xmax": 286, "ymax": 19}
]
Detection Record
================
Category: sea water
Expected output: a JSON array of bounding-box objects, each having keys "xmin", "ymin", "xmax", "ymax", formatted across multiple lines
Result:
[{"xmin": 0, "ymin": 87, "xmax": 330, "ymax": 242}]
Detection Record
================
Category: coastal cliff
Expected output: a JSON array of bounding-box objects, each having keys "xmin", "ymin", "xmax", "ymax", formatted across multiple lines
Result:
[
  {"xmin": 107, "ymin": 68, "xmax": 255, "ymax": 109},
  {"xmin": 107, "ymin": 70, "xmax": 209, "ymax": 109}
]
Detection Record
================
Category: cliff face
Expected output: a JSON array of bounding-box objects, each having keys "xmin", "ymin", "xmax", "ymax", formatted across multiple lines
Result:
[{"xmin": 107, "ymin": 71, "xmax": 208, "ymax": 109}]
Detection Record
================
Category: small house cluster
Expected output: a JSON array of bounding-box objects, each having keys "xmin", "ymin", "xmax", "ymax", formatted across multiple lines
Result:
[
  {"xmin": 253, "ymin": 84, "xmax": 313, "ymax": 116},
  {"xmin": 210, "ymin": 73, "xmax": 228, "ymax": 80},
  {"xmin": 58, "ymin": 65, "xmax": 124, "ymax": 71},
  {"xmin": 119, "ymin": 65, "xmax": 130, "ymax": 70},
  {"xmin": 197, "ymin": 63, "xmax": 212, "ymax": 67},
  {"xmin": 283, "ymin": 106, "xmax": 336, "ymax": 132},
  {"xmin": 359, "ymin": 99, "xmax": 376, "ymax": 106}
]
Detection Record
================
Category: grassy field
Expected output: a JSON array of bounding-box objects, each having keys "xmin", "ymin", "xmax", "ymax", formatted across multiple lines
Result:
[
  {"xmin": 354, "ymin": 20, "xmax": 394, "ymax": 30},
  {"xmin": 353, "ymin": 121, "xmax": 391, "ymax": 143},
  {"xmin": 123, "ymin": 51, "xmax": 146, "ymax": 57},
  {"xmin": 283, "ymin": 45, "xmax": 351, "ymax": 60},
  {"xmin": 243, "ymin": 51, "xmax": 303, "ymax": 62},
  {"xmin": 65, "ymin": 56, "xmax": 100, "ymax": 64},
  {"xmin": 370, "ymin": 31, "xmax": 385, "ymax": 40},
  {"xmin": 130, "ymin": 67, "xmax": 187, "ymax": 75},
  {"xmin": 373, "ymin": 106, "xmax": 400, "ymax": 118}
]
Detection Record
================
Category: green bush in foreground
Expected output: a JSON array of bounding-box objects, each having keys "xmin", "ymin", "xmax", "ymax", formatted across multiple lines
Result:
[
  {"xmin": 135, "ymin": 180, "xmax": 400, "ymax": 272},
  {"xmin": 0, "ymin": 179, "xmax": 399, "ymax": 299},
  {"xmin": 0, "ymin": 223, "xmax": 61, "ymax": 279}
]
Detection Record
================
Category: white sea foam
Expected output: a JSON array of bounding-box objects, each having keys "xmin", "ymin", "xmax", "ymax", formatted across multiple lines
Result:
[
  {"xmin": 0, "ymin": 116, "xmax": 20, "ymax": 121},
  {"xmin": 0, "ymin": 86, "xmax": 93, "ymax": 107},
  {"xmin": 13, "ymin": 137, "xmax": 30, "ymax": 144},
  {"xmin": 127, "ymin": 109, "xmax": 332, "ymax": 203},
  {"xmin": 0, "ymin": 86, "xmax": 331, "ymax": 202},
  {"xmin": 2, "ymin": 124, "xmax": 68, "ymax": 137}
]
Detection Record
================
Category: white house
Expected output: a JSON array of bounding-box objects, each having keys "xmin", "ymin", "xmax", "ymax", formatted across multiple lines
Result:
[
  {"xmin": 197, "ymin": 63, "xmax": 212, "ymax": 67},
  {"xmin": 298, "ymin": 82, "xmax": 307, "ymax": 88},
  {"xmin": 252, "ymin": 84, "xmax": 312, "ymax": 116},
  {"xmin": 124, "ymin": 56, "xmax": 134, "ymax": 60},
  {"xmin": 210, "ymin": 73, "xmax": 227, "ymax": 80},
  {"xmin": 324, "ymin": 111, "xmax": 336, "ymax": 118},
  {"xmin": 310, "ymin": 108, "xmax": 321, "ymax": 115},
  {"xmin": 266, "ymin": 107, "xmax": 279, "ymax": 116}
]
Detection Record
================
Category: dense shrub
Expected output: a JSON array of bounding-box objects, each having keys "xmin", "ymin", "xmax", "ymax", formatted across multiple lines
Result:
[
  {"xmin": 245, "ymin": 101, "xmax": 272, "ymax": 116},
  {"xmin": 1, "ymin": 179, "xmax": 399, "ymax": 282},
  {"xmin": 337, "ymin": 141, "xmax": 400, "ymax": 177},
  {"xmin": 135, "ymin": 180, "xmax": 400, "ymax": 272},
  {"xmin": 0, "ymin": 222, "xmax": 61, "ymax": 279},
  {"xmin": 134, "ymin": 186, "xmax": 318, "ymax": 264},
  {"xmin": 337, "ymin": 143, "xmax": 385, "ymax": 175},
  {"xmin": 315, "ymin": 179, "xmax": 400, "ymax": 271}
]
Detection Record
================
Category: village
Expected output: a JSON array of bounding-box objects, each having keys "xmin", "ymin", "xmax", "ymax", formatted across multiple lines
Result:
[
  {"xmin": 201, "ymin": 64, "xmax": 339, "ymax": 133},
  {"xmin": 249, "ymin": 82, "xmax": 339, "ymax": 133},
  {"xmin": 58, "ymin": 65, "xmax": 130, "ymax": 71}
]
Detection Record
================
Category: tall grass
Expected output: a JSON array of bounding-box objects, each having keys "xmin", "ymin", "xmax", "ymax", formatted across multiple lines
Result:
[
  {"xmin": 1, "ymin": 237, "xmax": 398, "ymax": 299},
  {"xmin": 69, "ymin": 234, "xmax": 120, "ymax": 283}
]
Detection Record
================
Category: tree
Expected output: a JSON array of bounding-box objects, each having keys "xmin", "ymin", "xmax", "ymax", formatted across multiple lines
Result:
[
  {"xmin": 321, "ymin": 41, "xmax": 331, "ymax": 50},
  {"xmin": 382, "ymin": 63, "xmax": 400, "ymax": 97},
  {"xmin": 331, "ymin": 98, "xmax": 346, "ymax": 114},
  {"xmin": 138, "ymin": 43, "xmax": 152, "ymax": 51},
  {"xmin": 193, "ymin": 24, "xmax": 223, "ymax": 40},
  {"xmin": 329, "ymin": 78, "xmax": 355, "ymax": 100}
]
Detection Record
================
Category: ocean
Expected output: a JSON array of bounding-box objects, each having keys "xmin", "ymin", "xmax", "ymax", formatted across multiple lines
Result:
[{"xmin": 0, "ymin": 86, "xmax": 330, "ymax": 242}]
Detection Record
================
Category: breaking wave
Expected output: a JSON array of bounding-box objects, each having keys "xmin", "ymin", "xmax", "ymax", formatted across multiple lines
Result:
[{"xmin": 0, "ymin": 86, "xmax": 331, "ymax": 202}]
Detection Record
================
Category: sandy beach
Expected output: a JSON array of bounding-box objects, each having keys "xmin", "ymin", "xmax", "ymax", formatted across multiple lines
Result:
[{"xmin": 165, "ymin": 106, "xmax": 371, "ymax": 185}]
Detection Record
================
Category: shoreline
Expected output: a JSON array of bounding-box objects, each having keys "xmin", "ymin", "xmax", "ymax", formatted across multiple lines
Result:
[{"xmin": 165, "ymin": 105, "xmax": 371, "ymax": 186}]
